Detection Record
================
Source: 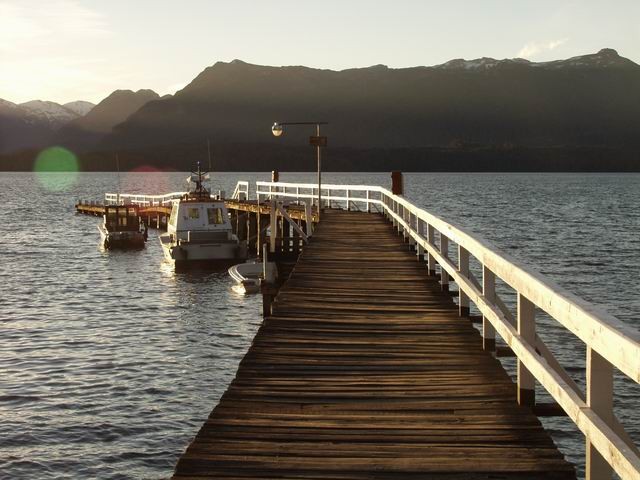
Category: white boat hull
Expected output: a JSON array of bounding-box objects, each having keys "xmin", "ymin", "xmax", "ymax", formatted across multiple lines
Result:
[
  {"xmin": 228, "ymin": 261, "xmax": 263, "ymax": 294},
  {"xmin": 160, "ymin": 233, "xmax": 247, "ymax": 269}
]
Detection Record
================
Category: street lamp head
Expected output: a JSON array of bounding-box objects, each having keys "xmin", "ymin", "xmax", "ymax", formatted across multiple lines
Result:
[{"xmin": 271, "ymin": 122, "xmax": 284, "ymax": 137}]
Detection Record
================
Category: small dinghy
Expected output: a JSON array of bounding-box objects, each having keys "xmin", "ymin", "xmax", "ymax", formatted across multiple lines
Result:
[
  {"xmin": 228, "ymin": 261, "xmax": 263, "ymax": 294},
  {"xmin": 98, "ymin": 205, "xmax": 147, "ymax": 249}
]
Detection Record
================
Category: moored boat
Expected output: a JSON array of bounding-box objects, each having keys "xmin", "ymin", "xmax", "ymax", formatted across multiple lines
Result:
[
  {"xmin": 228, "ymin": 261, "xmax": 263, "ymax": 294},
  {"xmin": 98, "ymin": 205, "xmax": 147, "ymax": 249},
  {"xmin": 159, "ymin": 164, "xmax": 247, "ymax": 269}
]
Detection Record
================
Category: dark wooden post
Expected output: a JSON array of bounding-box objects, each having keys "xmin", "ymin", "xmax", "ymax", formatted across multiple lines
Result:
[
  {"xmin": 391, "ymin": 171, "xmax": 404, "ymax": 195},
  {"xmin": 257, "ymin": 209, "xmax": 262, "ymax": 255},
  {"xmin": 276, "ymin": 215, "xmax": 284, "ymax": 253},
  {"xmin": 237, "ymin": 212, "xmax": 248, "ymax": 243},
  {"xmin": 248, "ymin": 212, "xmax": 258, "ymax": 255},
  {"xmin": 292, "ymin": 221, "xmax": 301, "ymax": 255},
  {"xmin": 230, "ymin": 209, "xmax": 238, "ymax": 236},
  {"xmin": 258, "ymin": 215, "xmax": 270, "ymax": 258},
  {"xmin": 272, "ymin": 170, "xmax": 279, "ymax": 183}
]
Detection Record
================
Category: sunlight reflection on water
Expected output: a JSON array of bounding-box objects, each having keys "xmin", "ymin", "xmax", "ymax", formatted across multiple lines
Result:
[{"xmin": 0, "ymin": 172, "xmax": 638, "ymax": 479}]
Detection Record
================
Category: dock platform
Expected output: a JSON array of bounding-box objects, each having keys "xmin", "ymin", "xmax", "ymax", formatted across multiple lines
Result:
[{"xmin": 171, "ymin": 210, "xmax": 575, "ymax": 479}]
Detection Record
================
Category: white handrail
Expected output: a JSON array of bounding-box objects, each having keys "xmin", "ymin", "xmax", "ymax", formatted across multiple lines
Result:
[
  {"xmin": 255, "ymin": 181, "xmax": 381, "ymax": 213},
  {"xmin": 255, "ymin": 180, "xmax": 640, "ymax": 480},
  {"xmin": 232, "ymin": 181, "xmax": 249, "ymax": 200},
  {"xmin": 105, "ymin": 191, "xmax": 186, "ymax": 207}
]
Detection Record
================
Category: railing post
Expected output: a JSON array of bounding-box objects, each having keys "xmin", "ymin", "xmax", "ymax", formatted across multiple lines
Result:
[
  {"xmin": 346, "ymin": 189, "xmax": 350, "ymax": 211},
  {"xmin": 440, "ymin": 234, "xmax": 449, "ymax": 292},
  {"xmin": 458, "ymin": 246, "xmax": 470, "ymax": 317},
  {"xmin": 517, "ymin": 293, "xmax": 536, "ymax": 406},
  {"xmin": 482, "ymin": 265, "xmax": 496, "ymax": 352},
  {"xmin": 586, "ymin": 347, "xmax": 614, "ymax": 480},
  {"xmin": 408, "ymin": 212, "xmax": 416, "ymax": 248},
  {"xmin": 416, "ymin": 218, "xmax": 425, "ymax": 260},
  {"xmin": 269, "ymin": 200, "xmax": 277, "ymax": 254},
  {"xmin": 366, "ymin": 190, "xmax": 371, "ymax": 213},
  {"xmin": 392, "ymin": 200, "xmax": 398, "ymax": 230},
  {"xmin": 401, "ymin": 205, "xmax": 408, "ymax": 240},
  {"xmin": 426, "ymin": 224, "xmax": 436, "ymax": 277},
  {"xmin": 304, "ymin": 202, "xmax": 313, "ymax": 236}
]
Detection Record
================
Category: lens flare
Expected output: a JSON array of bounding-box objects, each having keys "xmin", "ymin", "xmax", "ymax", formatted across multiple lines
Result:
[
  {"xmin": 123, "ymin": 165, "xmax": 172, "ymax": 194},
  {"xmin": 33, "ymin": 146, "xmax": 80, "ymax": 191}
]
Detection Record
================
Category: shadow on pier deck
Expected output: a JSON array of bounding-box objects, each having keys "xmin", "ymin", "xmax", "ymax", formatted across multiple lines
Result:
[{"xmin": 172, "ymin": 209, "xmax": 574, "ymax": 479}]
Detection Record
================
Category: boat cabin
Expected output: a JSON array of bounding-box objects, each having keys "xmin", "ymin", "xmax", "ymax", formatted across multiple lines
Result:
[
  {"xmin": 104, "ymin": 205, "xmax": 142, "ymax": 232},
  {"xmin": 167, "ymin": 200, "xmax": 232, "ymax": 242}
]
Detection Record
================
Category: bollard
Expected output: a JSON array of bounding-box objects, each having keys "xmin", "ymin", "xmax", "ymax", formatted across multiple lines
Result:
[{"xmin": 391, "ymin": 171, "xmax": 404, "ymax": 195}]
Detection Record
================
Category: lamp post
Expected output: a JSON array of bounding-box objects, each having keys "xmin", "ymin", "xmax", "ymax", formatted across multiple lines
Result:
[{"xmin": 272, "ymin": 121, "xmax": 328, "ymax": 220}]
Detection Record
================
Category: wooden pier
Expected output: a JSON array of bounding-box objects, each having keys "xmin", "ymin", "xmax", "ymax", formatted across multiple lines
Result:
[
  {"xmin": 172, "ymin": 209, "xmax": 575, "ymax": 479},
  {"xmin": 75, "ymin": 177, "xmax": 640, "ymax": 479}
]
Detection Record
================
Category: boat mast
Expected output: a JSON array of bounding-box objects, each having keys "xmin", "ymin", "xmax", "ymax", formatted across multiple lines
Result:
[
  {"xmin": 116, "ymin": 153, "xmax": 121, "ymax": 205},
  {"xmin": 190, "ymin": 161, "xmax": 210, "ymax": 201}
]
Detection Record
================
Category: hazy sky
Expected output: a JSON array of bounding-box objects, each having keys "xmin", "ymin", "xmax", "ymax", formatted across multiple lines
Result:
[{"xmin": 2, "ymin": 0, "xmax": 639, "ymax": 104}]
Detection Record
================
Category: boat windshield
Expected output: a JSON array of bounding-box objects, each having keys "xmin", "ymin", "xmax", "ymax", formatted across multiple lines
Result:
[
  {"xmin": 207, "ymin": 207, "xmax": 224, "ymax": 224},
  {"xmin": 105, "ymin": 206, "xmax": 140, "ymax": 231}
]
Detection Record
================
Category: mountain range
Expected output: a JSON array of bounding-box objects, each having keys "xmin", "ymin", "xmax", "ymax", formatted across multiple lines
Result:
[
  {"xmin": 2, "ymin": 48, "xmax": 640, "ymax": 171},
  {"xmin": 0, "ymin": 90, "xmax": 158, "ymax": 154}
]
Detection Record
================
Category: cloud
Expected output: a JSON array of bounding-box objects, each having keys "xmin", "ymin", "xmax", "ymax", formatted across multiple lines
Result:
[
  {"xmin": 0, "ymin": 0, "xmax": 111, "ymax": 51},
  {"xmin": 517, "ymin": 38, "xmax": 568, "ymax": 59},
  {"xmin": 0, "ymin": 1, "xmax": 119, "ymax": 103}
]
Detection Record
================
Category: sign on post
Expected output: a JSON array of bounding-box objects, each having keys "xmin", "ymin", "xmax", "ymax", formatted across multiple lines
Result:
[{"xmin": 309, "ymin": 136, "xmax": 328, "ymax": 147}]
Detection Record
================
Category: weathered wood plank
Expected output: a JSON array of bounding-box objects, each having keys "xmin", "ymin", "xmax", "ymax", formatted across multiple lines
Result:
[{"xmin": 171, "ymin": 209, "xmax": 574, "ymax": 480}]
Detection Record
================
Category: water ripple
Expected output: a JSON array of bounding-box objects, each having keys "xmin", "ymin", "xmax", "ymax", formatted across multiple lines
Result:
[{"xmin": 1, "ymin": 172, "xmax": 638, "ymax": 480}]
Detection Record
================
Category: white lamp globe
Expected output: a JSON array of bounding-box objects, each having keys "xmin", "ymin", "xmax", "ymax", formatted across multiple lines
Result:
[{"xmin": 271, "ymin": 123, "xmax": 284, "ymax": 137}]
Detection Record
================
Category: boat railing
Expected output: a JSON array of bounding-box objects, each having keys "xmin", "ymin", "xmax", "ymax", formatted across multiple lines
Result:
[
  {"xmin": 250, "ymin": 179, "xmax": 640, "ymax": 480},
  {"xmin": 105, "ymin": 192, "xmax": 186, "ymax": 207}
]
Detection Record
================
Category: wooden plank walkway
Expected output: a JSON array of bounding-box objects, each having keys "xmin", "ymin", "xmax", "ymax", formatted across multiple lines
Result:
[{"xmin": 172, "ymin": 209, "xmax": 575, "ymax": 479}]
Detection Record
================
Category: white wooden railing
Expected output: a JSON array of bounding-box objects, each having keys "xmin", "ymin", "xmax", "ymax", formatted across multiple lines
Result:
[
  {"xmin": 105, "ymin": 192, "xmax": 186, "ymax": 207},
  {"xmin": 231, "ymin": 181, "xmax": 249, "ymax": 200},
  {"xmin": 245, "ymin": 180, "xmax": 640, "ymax": 480},
  {"xmin": 256, "ymin": 181, "xmax": 382, "ymax": 213}
]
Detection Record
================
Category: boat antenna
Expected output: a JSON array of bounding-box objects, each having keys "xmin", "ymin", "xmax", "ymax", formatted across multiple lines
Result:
[
  {"xmin": 207, "ymin": 138, "xmax": 212, "ymax": 172},
  {"xmin": 116, "ymin": 153, "xmax": 121, "ymax": 205}
]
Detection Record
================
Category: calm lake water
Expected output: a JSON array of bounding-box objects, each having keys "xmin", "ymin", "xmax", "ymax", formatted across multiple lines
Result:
[{"xmin": 0, "ymin": 172, "xmax": 638, "ymax": 479}]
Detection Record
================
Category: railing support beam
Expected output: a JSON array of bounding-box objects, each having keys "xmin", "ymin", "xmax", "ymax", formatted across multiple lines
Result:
[
  {"xmin": 482, "ymin": 266, "xmax": 496, "ymax": 352},
  {"xmin": 426, "ymin": 224, "xmax": 436, "ymax": 277},
  {"xmin": 416, "ymin": 219, "xmax": 425, "ymax": 261},
  {"xmin": 586, "ymin": 347, "xmax": 614, "ymax": 480},
  {"xmin": 458, "ymin": 246, "xmax": 470, "ymax": 317},
  {"xmin": 517, "ymin": 294, "xmax": 536, "ymax": 406},
  {"xmin": 440, "ymin": 234, "xmax": 449, "ymax": 292},
  {"xmin": 269, "ymin": 200, "xmax": 277, "ymax": 254}
]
